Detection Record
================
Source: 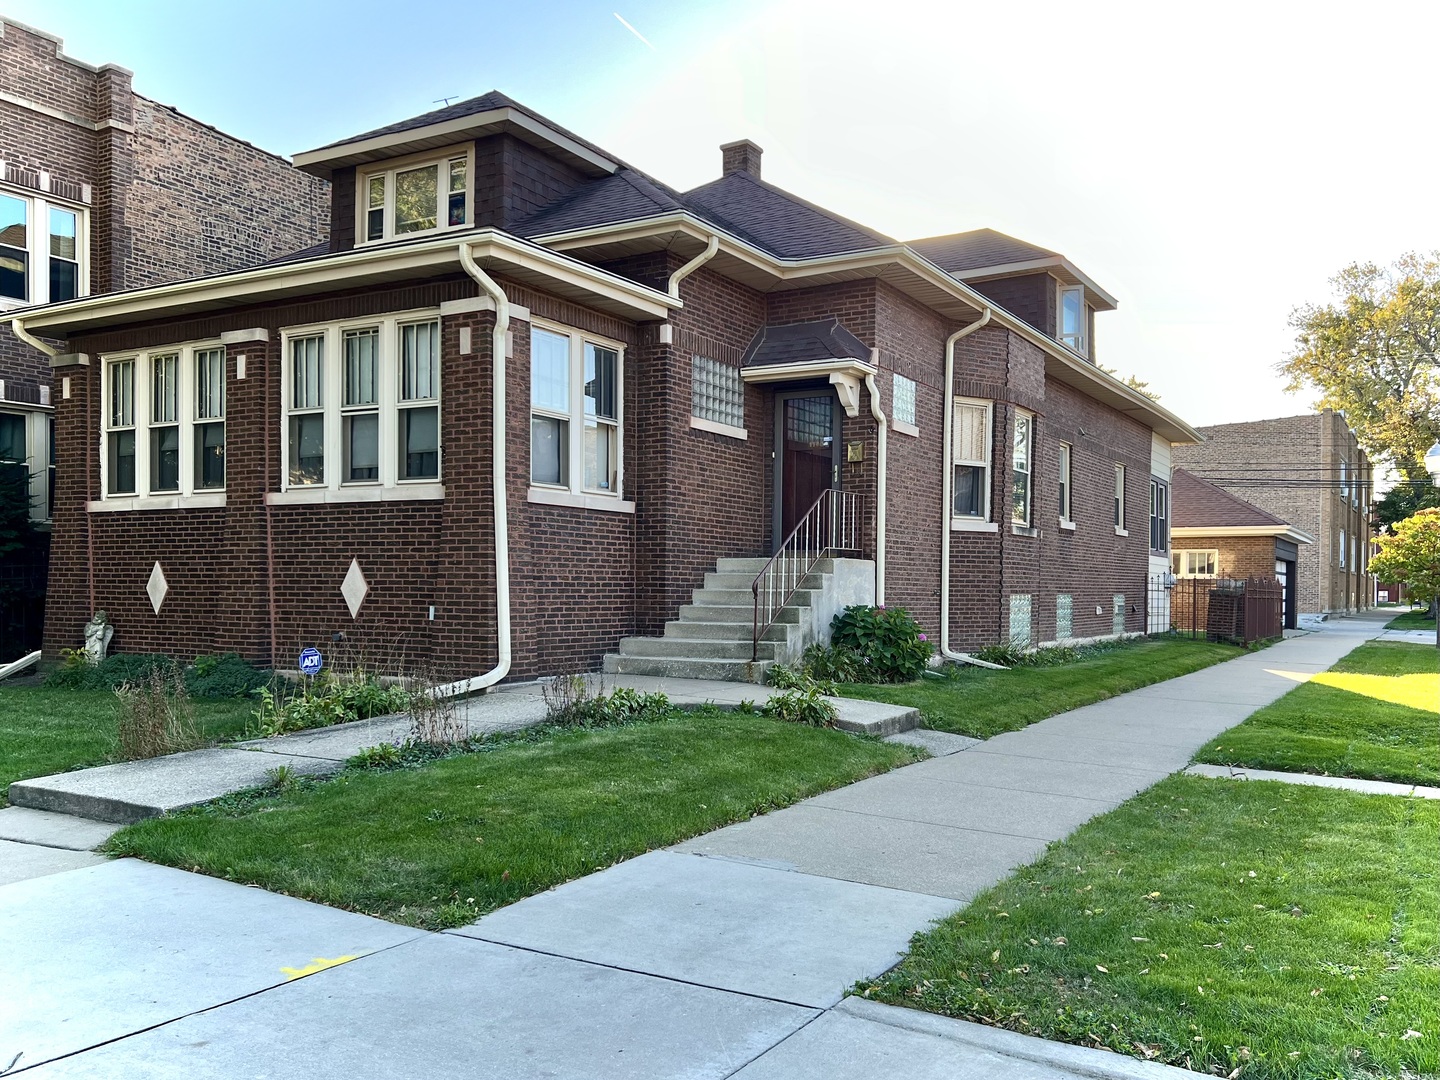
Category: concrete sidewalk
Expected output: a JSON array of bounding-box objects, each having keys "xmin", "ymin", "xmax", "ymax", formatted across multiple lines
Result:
[{"xmin": 2, "ymin": 617, "xmax": 1388, "ymax": 1078}]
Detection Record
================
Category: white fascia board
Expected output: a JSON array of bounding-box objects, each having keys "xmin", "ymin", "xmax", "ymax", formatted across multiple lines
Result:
[
  {"xmin": 8, "ymin": 230, "xmax": 676, "ymax": 334},
  {"xmin": 534, "ymin": 213, "xmax": 1200, "ymax": 443},
  {"xmin": 1172, "ymin": 525, "xmax": 1316, "ymax": 545},
  {"xmin": 293, "ymin": 108, "xmax": 619, "ymax": 177},
  {"xmin": 740, "ymin": 358, "xmax": 877, "ymax": 383}
]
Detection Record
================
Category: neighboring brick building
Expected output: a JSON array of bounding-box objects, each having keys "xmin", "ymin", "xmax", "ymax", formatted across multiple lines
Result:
[
  {"xmin": 1172, "ymin": 411, "xmax": 1374, "ymax": 615},
  {"xmin": 1169, "ymin": 468, "xmax": 1313, "ymax": 630},
  {"xmin": 0, "ymin": 16, "xmax": 328, "ymax": 658},
  {"xmin": 14, "ymin": 92, "xmax": 1200, "ymax": 680}
]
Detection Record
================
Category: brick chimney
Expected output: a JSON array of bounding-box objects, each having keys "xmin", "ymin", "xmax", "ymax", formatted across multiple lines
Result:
[{"xmin": 720, "ymin": 139, "xmax": 763, "ymax": 179}]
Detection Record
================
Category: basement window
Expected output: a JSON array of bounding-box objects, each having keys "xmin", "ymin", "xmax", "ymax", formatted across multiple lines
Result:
[{"xmin": 359, "ymin": 147, "xmax": 472, "ymax": 244}]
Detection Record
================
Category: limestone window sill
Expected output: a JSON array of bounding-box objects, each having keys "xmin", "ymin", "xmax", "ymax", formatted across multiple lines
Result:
[
  {"xmin": 950, "ymin": 518, "xmax": 998, "ymax": 533},
  {"xmin": 527, "ymin": 487, "xmax": 636, "ymax": 514},
  {"xmin": 266, "ymin": 483, "xmax": 445, "ymax": 506},
  {"xmin": 1059, "ymin": 518, "xmax": 1077, "ymax": 532},
  {"xmin": 689, "ymin": 417, "xmax": 748, "ymax": 441},
  {"xmin": 89, "ymin": 493, "xmax": 227, "ymax": 512},
  {"xmin": 891, "ymin": 419, "xmax": 920, "ymax": 438},
  {"xmin": 1115, "ymin": 526, "xmax": 1129, "ymax": 537},
  {"xmin": 1011, "ymin": 524, "xmax": 1039, "ymax": 538}
]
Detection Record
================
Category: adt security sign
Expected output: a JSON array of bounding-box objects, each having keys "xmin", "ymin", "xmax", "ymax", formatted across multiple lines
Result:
[{"xmin": 298, "ymin": 647, "xmax": 324, "ymax": 677}]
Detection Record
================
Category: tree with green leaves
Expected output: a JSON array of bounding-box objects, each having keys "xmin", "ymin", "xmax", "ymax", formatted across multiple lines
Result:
[
  {"xmin": 1370, "ymin": 507, "xmax": 1440, "ymax": 645},
  {"xmin": 1280, "ymin": 253, "xmax": 1440, "ymax": 481}
]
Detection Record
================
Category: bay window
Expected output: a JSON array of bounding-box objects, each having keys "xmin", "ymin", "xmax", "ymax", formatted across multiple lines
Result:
[
  {"xmin": 0, "ymin": 188, "xmax": 86, "ymax": 306},
  {"xmin": 359, "ymin": 148, "xmax": 472, "ymax": 244},
  {"xmin": 530, "ymin": 322, "xmax": 625, "ymax": 502},
  {"xmin": 951, "ymin": 398, "xmax": 991, "ymax": 520},
  {"xmin": 279, "ymin": 312, "xmax": 443, "ymax": 497},
  {"xmin": 1058, "ymin": 285, "xmax": 1087, "ymax": 357},
  {"xmin": 102, "ymin": 343, "xmax": 223, "ymax": 502}
]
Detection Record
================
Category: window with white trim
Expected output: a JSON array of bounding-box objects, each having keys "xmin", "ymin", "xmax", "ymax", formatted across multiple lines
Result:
[
  {"xmin": 359, "ymin": 148, "xmax": 471, "ymax": 244},
  {"xmin": 1114, "ymin": 463, "xmax": 1127, "ymax": 530},
  {"xmin": 530, "ymin": 323, "xmax": 623, "ymax": 497},
  {"xmin": 1058, "ymin": 441, "xmax": 1073, "ymax": 523},
  {"xmin": 1011, "ymin": 410, "xmax": 1033, "ymax": 527},
  {"xmin": 951, "ymin": 398, "xmax": 991, "ymax": 519},
  {"xmin": 0, "ymin": 187, "xmax": 86, "ymax": 307},
  {"xmin": 1149, "ymin": 477, "xmax": 1169, "ymax": 553},
  {"xmin": 281, "ymin": 313, "xmax": 442, "ymax": 492},
  {"xmin": 1339, "ymin": 529, "xmax": 1346, "ymax": 568},
  {"xmin": 892, "ymin": 373, "xmax": 916, "ymax": 428},
  {"xmin": 1, "ymin": 407, "xmax": 54, "ymax": 522},
  {"xmin": 1057, "ymin": 285, "xmax": 1087, "ymax": 357},
  {"xmin": 1171, "ymin": 549, "xmax": 1217, "ymax": 577},
  {"xmin": 691, "ymin": 355, "xmax": 744, "ymax": 431},
  {"xmin": 103, "ymin": 342, "xmax": 225, "ymax": 499}
]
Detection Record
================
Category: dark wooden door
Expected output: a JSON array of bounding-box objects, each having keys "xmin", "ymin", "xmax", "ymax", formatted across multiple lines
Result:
[{"xmin": 779, "ymin": 394, "xmax": 837, "ymax": 541}]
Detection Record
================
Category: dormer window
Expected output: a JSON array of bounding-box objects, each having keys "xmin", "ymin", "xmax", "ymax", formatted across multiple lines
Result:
[
  {"xmin": 1058, "ymin": 285, "xmax": 1087, "ymax": 357},
  {"xmin": 359, "ymin": 147, "xmax": 472, "ymax": 243}
]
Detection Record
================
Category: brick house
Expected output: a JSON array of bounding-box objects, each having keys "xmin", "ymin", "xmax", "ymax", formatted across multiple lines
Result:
[
  {"xmin": 1172, "ymin": 411, "xmax": 1374, "ymax": 615},
  {"xmin": 10, "ymin": 92, "xmax": 1200, "ymax": 682},
  {"xmin": 1170, "ymin": 468, "xmax": 1312, "ymax": 630},
  {"xmin": 0, "ymin": 15, "xmax": 328, "ymax": 656}
]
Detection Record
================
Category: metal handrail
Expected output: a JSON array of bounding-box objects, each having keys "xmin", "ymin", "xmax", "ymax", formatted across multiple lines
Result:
[{"xmin": 752, "ymin": 489, "xmax": 865, "ymax": 661}]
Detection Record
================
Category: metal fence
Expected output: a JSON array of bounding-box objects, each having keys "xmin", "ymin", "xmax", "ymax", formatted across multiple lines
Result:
[
  {"xmin": 0, "ymin": 558, "xmax": 47, "ymax": 664},
  {"xmin": 1149, "ymin": 574, "xmax": 1284, "ymax": 645}
]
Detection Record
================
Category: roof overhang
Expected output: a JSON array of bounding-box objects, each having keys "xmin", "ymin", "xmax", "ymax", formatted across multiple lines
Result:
[
  {"xmin": 4, "ymin": 231, "xmax": 677, "ymax": 337},
  {"xmin": 741, "ymin": 358, "xmax": 878, "ymax": 384},
  {"xmin": 534, "ymin": 213, "xmax": 1199, "ymax": 443},
  {"xmin": 293, "ymin": 107, "xmax": 620, "ymax": 181},
  {"xmin": 1172, "ymin": 525, "xmax": 1316, "ymax": 546},
  {"xmin": 952, "ymin": 256, "xmax": 1119, "ymax": 311}
]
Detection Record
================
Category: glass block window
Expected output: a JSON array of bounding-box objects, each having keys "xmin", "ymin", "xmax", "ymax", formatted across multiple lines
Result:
[
  {"xmin": 691, "ymin": 356, "xmax": 744, "ymax": 430},
  {"xmin": 1112, "ymin": 594, "xmax": 1126, "ymax": 636},
  {"xmin": 892, "ymin": 373, "xmax": 916, "ymax": 427},
  {"xmin": 1009, "ymin": 593, "xmax": 1032, "ymax": 648},
  {"xmin": 1056, "ymin": 594, "xmax": 1073, "ymax": 640}
]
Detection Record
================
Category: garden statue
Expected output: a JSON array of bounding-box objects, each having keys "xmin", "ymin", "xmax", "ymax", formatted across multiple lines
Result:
[{"xmin": 83, "ymin": 611, "xmax": 113, "ymax": 665}]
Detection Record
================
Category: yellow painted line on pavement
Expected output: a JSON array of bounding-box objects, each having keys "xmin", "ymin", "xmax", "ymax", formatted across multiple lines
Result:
[{"xmin": 281, "ymin": 954, "xmax": 360, "ymax": 981}]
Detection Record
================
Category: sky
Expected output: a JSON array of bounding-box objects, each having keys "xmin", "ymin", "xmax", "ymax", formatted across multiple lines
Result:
[{"xmin": 12, "ymin": 0, "xmax": 1440, "ymax": 428}]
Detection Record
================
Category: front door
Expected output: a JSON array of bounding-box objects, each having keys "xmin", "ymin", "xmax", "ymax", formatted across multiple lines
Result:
[{"xmin": 773, "ymin": 392, "xmax": 840, "ymax": 548}]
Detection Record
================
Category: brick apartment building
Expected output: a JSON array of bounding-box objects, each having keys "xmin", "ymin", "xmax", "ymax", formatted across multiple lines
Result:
[
  {"xmin": 1172, "ymin": 411, "xmax": 1373, "ymax": 615},
  {"xmin": 0, "ymin": 16, "xmax": 328, "ymax": 655},
  {"xmin": 11, "ymin": 92, "xmax": 1200, "ymax": 682}
]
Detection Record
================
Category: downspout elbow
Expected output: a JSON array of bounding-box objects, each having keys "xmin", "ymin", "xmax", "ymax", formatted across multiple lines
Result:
[
  {"xmin": 668, "ymin": 234, "xmax": 719, "ymax": 299},
  {"xmin": 9, "ymin": 314, "xmax": 60, "ymax": 358},
  {"xmin": 435, "ymin": 245, "xmax": 513, "ymax": 697}
]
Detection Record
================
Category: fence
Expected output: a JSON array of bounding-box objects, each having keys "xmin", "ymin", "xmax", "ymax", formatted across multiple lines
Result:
[
  {"xmin": 1150, "ymin": 574, "xmax": 1283, "ymax": 645},
  {"xmin": 0, "ymin": 558, "xmax": 47, "ymax": 663}
]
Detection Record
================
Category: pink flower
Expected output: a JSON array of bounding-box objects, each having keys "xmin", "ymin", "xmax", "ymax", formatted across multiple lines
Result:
[
  {"xmin": 876, "ymin": 605, "xmax": 886, "ymax": 611},
  {"xmin": 918, "ymin": 633, "xmax": 928, "ymax": 641}
]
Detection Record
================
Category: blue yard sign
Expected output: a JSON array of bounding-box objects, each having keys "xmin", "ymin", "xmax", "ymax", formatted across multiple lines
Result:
[{"xmin": 298, "ymin": 647, "xmax": 324, "ymax": 677}]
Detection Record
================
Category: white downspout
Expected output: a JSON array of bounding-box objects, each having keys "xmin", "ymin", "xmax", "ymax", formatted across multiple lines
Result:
[
  {"xmin": 863, "ymin": 363, "xmax": 888, "ymax": 605},
  {"xmin": 434, "ymin": 245, "xmax": 513, "ymax": 696},
  {"xmin": 940, "ymin": 309, "xmax": 1007, "ymax": 670},
  {"xmin": 9, "ymin": 314, "xmax": 59, "ymax": 357},
  {"xmin": 668, "ymin": 234, "xmax": 719, "ymax": 298}
]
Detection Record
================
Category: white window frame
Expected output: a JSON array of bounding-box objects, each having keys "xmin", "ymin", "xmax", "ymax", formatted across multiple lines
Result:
[
  {"xmin": 1172, "ymin": 548, "xmax": 1218, "ymax": 578},
  {"xmin": 0, "ymin": 184, "xmax": 89, "ymax": 310},
  {"xmin": 1058, "ymin": 441, "xmax": 1074, "ymax": 528},
  {"xmin": 950, "ymin": 396, "xmax": 994, "ymax": 531},
  {"xmin": 892, "ymin": 372, "xmax": 918, "ymax": 437},
  {"xmin": 97, "ymin": 339, "xmax": 227, "ymax": 511},
  {"xmin": 527, "ymin": 318, "xmax": 631, "ymax": 513},
  {"xmin": 1057, "ymin": 284, "xmax": 1087, "ymax": 357},
  {"xmin": 354, "ymin": 144, "xmax": 475, "ymax": 247},
  {"xmin": 1114, "ymin": 463, "xmax": 1127, "ymax": 535},
  {"xmin": 1149, "ymin": 476, "xmax": 1169, "ymax": 553},
  {"xmin": 274, "ymin": 310, "xmax": 444, "ymax": 505},
  {"xmin": 1011, "ymin": 409, "xmax": 1034, "ymax": 529},
  {"xmin": 1339, "ymin": 528, "xmax": 1346, "ymax": 569},
  {"xmin": 0, "ymin": 405, "xmax": 53, "ymax": 523}
]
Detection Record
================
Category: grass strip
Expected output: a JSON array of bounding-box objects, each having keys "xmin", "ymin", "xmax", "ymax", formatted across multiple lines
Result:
[
  {"xmin": 0, "ymin": 686, "xmax": 254, "ymax": 805},
  {"xmin": 1386, "ymin": 609, "xmax": 1437, "ymax": 632},
  {"xmin": 860, "ymin": 774, "xmax": 1439, "ymax": 1080},
  {"xmin": 108, "ymin": 712, "xmax": 919, "ymax": 929},
  {"xmin": 1194, "ymin": 642, "xmax": 1439, "ymax": 786},
  {"xmin": 838, "ymin": 637, "xmax": 1245, "ymax": 738}
]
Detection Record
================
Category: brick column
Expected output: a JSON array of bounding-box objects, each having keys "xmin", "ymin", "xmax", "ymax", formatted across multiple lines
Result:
[{"xmin": 41, "ymin": 353, "xmax": 95, "ymax": 659}]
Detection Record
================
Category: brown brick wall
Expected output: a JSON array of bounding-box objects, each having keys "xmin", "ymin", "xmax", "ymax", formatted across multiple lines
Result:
[{"xmin": 970, "ymin": 273, "xmax": 1055, "ymax": 338}]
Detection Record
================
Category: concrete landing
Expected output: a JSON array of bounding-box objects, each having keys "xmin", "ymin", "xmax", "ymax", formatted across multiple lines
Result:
[
  {"xmin": 0, "ymin": 838, "xmax": 106, "ymax": 886},
  {"xmin": 7, "ymin": 747, "xmax": 340, "ymax": 824},
  {"xmin": 0, "ymin": 806, "xmax": 121, "ymax": 850}
]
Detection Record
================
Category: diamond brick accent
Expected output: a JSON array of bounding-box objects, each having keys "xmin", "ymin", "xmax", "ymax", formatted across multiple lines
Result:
[
  {"xmin": 341, "ymin": 558, "xmax": 368, "ymax": 619},
  {"xmin": 146, "ymin": 562, "xmax": 167, "ymax": 614}
]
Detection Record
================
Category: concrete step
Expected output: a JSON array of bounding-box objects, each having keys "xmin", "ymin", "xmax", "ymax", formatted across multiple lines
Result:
[
  {"xmin": 664, "ymin": 621, "xmax": 793, "ymax": 643},
  {"xmin": 704, "ymin": 571, "xmax": 830, "ymax": 592},
  {"xmin": 602, "ymin": 654, "xmax": 772, "ymax": 684},
  {"xmin": 714, "ymin": 557, "xmax": 774, "ymax": 574},
  {"xmin": 678, "ymin": 604, "xmax": 805, "ymax": 625},
  {"xmin": 0, "ymin": 806, "xmax": 122, "ymax": 851},
  {"xmin": 618, "ymin": 637, "xmax": 781, "ymax": 661},
  {"xmin": 692, "ymin": 587, "xmax": 818, "ymax": 608}
]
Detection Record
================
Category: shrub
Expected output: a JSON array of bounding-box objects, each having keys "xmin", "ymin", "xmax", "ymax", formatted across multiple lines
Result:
[
  {"xmin": 185, "ymin": 653, "xmax": 272, "ymax": 698},
  {"xmin": 829, "ymin": 605, "xmax": 933, "ymax": 683},
  {"xmin": 762, "ymin": 684, "xmax": 838, "ymax": 727},
  {"xmin": 252, "ymin": 668, "xmax": 411, "ymax": 737},
  {"xmin": 114, "ymin": 665, "xmax": 198, "ymax": 761},
  {"xmin": 47, "ymin": 650, "xmax": 272, "ymax": 698},
  {"xmin": 800, "ymin": 643, "xmax": 866, "ymax": 683},
  {"xmin": 602, "ymin": 686, "xmax": 671, "ymax": 723},
  {"xmin": 541, "ymin": 676, "xmax": 670, "ymax": 727},
  {"xmin": 969, "ymin": 642, "xmax": 1027, "ymax": 667},
  {"xmin": 350, "ymin": 742, "xmax": 404, "ymax": 769}
]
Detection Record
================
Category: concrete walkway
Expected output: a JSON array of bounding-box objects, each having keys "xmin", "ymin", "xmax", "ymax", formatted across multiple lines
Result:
[
  {"xmin": 1186, "ymin": 762, "xmax": 1440, "ymax": 799},
  {"xmin": 1, "ymin": 616, "xmax": 1391, "ymax": 1078}
]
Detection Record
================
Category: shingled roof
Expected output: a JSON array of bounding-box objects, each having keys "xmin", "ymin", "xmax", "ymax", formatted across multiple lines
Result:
[
  {"xmin": 740, "ymin": 319, "xmax": 872, "ymax": 368},
  {"xmin": 1172, "ymin": 468, "xmax": 1292, "ymax": 529},
  {"xmin": 513, "ymin": 169, "xmax": 686, "ymax": 237},
  {"xmin": 908, "ymin": 228, "xmax": 1059, "ymax": 274},
  {"xmin": 683, "ymin": 171, "xmax": 894, "ymax": 260}
]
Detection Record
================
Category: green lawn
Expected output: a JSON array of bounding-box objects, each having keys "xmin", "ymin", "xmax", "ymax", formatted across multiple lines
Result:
[
  {"xmin": 838, "ymin": 637, "xmax": 1246, "ymax": 738},
  {"xmin": 1194, "ymin": 642, "xmax": 1439, "ymax": 786},
  {"xmin": 1387, "ymin": 609, "xmax": 1437, "ymax": 632},
  {"xmin": 0, "ymin": 685, "xmax": 255, "ymax": 805},
  {"xmin": 109, "ymin": 714, "xmax": 919, "ymax": 929},
  {"xmin": 860, "ymin": 775, "xmax": 1440, "ymax": 1080}
]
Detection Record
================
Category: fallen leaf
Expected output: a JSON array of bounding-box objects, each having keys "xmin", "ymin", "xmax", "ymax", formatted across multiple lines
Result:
[
  {"xmin": 1131, "ymin": 936, "xmax": 1149, "ymax": 942},
  {"xmin": 1138, "ymin": 968, "xmax": 1150, "ymax": 975},
  {"xmin": 991, "ymin": 950, "xmax": 1001, "ymax": 963},
  {"xmin": 1402, "ymin": 1030, "xmax": 1423, "ymax": 1041},
  {"xmin": 1096, "ymin": 965, "xmax": 1109, "ymax": 973}
]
